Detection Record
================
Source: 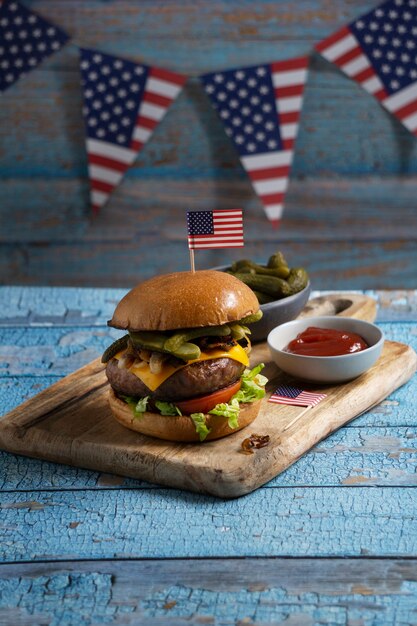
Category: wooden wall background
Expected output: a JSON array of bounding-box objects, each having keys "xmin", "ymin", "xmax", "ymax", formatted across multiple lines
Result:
[{"xmin": 1, "ymin": 0, "xmax": 417, "ymax": 289}]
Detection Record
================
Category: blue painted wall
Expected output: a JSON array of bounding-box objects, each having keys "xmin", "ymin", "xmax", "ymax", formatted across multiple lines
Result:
[{"xmin": 1, "ymin": 1, "xmax": 416, "ymax": 287}]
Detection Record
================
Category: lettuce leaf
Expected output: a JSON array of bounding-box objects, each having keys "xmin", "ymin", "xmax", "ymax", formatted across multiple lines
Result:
[
  {"xmin": 190, "ymin": 413, "xmax": 211, "ymax": 442},
  {"xmin": 208, "ymin": 398, "xmax": 240, "ymax": 429},
  {"xmin": 243, "ymin": 363, "xmax": 268, "ymax": 386},
  {"xmin": 121, "ymin": 395, "xmax": 149, "ymax": 418},
  {"xmin": 207, "ymin": 363, "xmax": 267, "ymax": 429},
  {"xmin": 155, "ymin": 401, "xmax": 182, "ymax": 416},
  {"xmin": 234, "ymin": 363, "xmax": 267, "ymax": 404}
]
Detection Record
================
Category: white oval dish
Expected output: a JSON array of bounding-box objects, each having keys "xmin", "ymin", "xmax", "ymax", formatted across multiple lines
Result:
[{"xmin": 267, "ymin": 316, "xmax": 384, "ymax": 383}]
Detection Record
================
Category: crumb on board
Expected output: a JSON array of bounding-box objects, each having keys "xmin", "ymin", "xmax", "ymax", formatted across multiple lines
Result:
[{"xmin": 240, "ymin": 433, "xmax": 270, "ymax": 455}]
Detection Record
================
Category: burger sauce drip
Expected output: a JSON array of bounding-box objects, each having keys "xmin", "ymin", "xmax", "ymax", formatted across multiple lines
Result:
[{"xmin": 284, "ymin": 326, "xmax": 368, "ymax": 357}]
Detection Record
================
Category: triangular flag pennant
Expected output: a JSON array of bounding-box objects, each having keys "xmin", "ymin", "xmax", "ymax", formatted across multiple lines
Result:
[
  {"xmin": 0, "ymin": 0, "xmax": 69, "ymax": 92},
  {"xmin": 79, "ymin": 48, "xmax": 186, "ymax": 213},
  {"xmin": 316, "ymin": 0, "xmax": 417, "ymax": 137},
  {"xmin": 201, "ymin": 57, "xmax": 308, "ymax": 226}
]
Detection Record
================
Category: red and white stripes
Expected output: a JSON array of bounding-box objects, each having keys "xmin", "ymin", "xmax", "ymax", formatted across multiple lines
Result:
[
  {"xmin": 241, "ymin": 56, "xmax": 308, "ymax": 226},
  {"xmin": 316, "ymin": 27, "xmax": 417, "ymax": 137},
  {"xmin": 316, "ymin": 27, "xmax": 388, "ymax": 100},
  {"xmin": 87, "ymin": 67, "xmax": 185, "ymax": 213},
  {"xmin": 383, "ymin": 83, "xmax": 417, "ymax": 136}
]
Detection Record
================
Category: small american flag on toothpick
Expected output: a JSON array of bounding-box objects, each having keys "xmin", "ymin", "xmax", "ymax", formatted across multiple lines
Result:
[
  {"xmin": 269, "ymin": 384, "xmax": 327, "ymax": 432},
  {"xmin": 186, "ymin": 209, "xmax": 244, "ymax": 273},
  {"xmin": 269, "ymin": 385, "xmax": 327, "ymax": 407},
  {"xmin": 187, "ymin": 209, "xmax": 244, "ymax": 249}
]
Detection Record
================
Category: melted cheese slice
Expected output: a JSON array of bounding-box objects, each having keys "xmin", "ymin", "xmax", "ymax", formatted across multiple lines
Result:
[{"xmin": 115, "ymin": 343, "xmax": 249, "ymax": 392}]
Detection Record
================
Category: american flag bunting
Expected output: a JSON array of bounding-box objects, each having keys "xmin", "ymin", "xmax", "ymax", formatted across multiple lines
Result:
[
  {"xmin": 187, "ymin": 209, "xmax": 244, "ymax": 249},
  {"xmin": 80, "ymin": 48, "xmax": 186, "ymax": 213},
  {"xmin": 0, "ymin": 0, "xmax": 69, "ymax": 92},
  {"xmin": 269, "ymin": 385, "xmax": 327, "ymax": 407},
  {"xmin": 316, "ymin": 0, "xmax": 417, "ymax": 136},
  {"xmin": 201, "ymin": 57, "xmax": 308, "ymax": 226}
]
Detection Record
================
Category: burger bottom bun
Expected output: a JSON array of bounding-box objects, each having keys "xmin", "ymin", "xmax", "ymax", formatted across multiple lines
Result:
[{"xmin": 108, "ymin": 388, "xmax": 262, "ymax": 442}]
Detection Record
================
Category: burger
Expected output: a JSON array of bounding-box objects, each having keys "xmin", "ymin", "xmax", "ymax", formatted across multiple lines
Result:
[{"xmin": 101, "ymin": 270, "xmax": 267, "ymax": 442}]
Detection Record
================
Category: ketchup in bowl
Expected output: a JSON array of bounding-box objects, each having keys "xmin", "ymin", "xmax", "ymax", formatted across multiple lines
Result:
[{"xmin": 284, "ymin": 326, "xmax": 369, "ymax": 357}]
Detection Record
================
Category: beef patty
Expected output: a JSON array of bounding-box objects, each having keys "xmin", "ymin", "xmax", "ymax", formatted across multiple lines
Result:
[{"xmin": 106, "ymin": 357, "xmax": 245, "ymax": 401}]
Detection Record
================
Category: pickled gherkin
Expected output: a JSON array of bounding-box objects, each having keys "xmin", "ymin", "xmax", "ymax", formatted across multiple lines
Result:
[
  {"xmin": 231, "ymin": 259, "xmax": 289, "ymax": 278},
  {"xmin": 168, "ymin": 342, "xmax": 201, "ymax": 361},
  {"xmin": 239, "ymin": 310, "xmax": 263, "ymax": 324},
  {"xmin": 267, "ymin": 252, "xmax": 288, "ymax": 269},
  {"xmin": 164, "ymin": 325, "xmax": 231, "ymax": 353},
  {"xmin": 225, "ymin": 250, "xmax": 309, "ymax": 305},
  {"xmin": 232, "ymin": 273, "xmax": 292, "ymax": 298},
  {"xmin": 287, "ymin": 267, "xmax": 309, "ymax": 295},
  {"xmin": 129, "ymin": 331, "xmax": 166, "ymax": 352}
]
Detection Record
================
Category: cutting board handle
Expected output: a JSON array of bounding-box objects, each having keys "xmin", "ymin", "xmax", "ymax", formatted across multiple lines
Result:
[{"xmin": 298, "ymin": 293, "xmax": 377, "ymax": 323}]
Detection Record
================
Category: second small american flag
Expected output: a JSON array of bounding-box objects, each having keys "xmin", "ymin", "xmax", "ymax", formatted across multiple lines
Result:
[
  {"xmin": 269, "ymin": 385, "xmax": 327, "ymax": 408},
  {"xmin": 187, "ymin": 209, "xmax": 244, "ymax": 249}
]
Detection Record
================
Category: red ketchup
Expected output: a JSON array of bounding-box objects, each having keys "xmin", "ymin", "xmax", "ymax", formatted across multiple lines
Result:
[{"xmin": 284, "ymin": 326, "xmax": 368, "ymax": 357}]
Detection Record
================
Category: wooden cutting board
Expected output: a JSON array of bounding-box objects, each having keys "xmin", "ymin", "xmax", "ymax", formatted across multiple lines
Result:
[{"xmin": 0, "ymin": 294, "xmax": 416, "ymax": 498}]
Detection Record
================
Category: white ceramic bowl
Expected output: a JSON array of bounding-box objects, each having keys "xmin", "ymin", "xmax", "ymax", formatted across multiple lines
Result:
[{"xmin": 267, "ymin": 316, "xmax": 384, "ymax": 383}]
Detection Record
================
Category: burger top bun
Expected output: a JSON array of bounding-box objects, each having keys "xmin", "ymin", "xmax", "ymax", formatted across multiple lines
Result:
[
  {"xmin": 109, "ymin": 388, "xmax": 262, "ymax": 442},
  {"xmin": 108, "ymin": 270, "xmax": 259, "ymax": 331}
]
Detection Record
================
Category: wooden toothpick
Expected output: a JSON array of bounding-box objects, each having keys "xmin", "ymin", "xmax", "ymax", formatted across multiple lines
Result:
[
  {"xmin": 189, "ymin": 249, "xmax": 195, "ymax": 273},
  {"xmin": 282, "ymin": 406, "xmax": 311, "ymax": 432}
]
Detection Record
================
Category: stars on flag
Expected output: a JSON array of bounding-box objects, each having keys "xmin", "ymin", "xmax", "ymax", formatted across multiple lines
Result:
[
  {"xmin": 80, "ymin": 49, "xmax": 148, "ymax": 149},
  {"xmin": 0, "ymin": 0, "xmax": 69, "ymax": 92},
  {"xmin": 316, "ymin": 0, "xmax": 417, "ymax": 136},
  {"xmin": 202, "ymin": 64, "xmax": 283, "ymax": 156}
]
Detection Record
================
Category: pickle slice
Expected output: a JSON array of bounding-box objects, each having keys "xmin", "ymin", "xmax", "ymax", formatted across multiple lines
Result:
[
  {"xmin": 239, "ymin": 310, "xmax": 263, "ymax": 324},
  {"xmin": 101, "ymin": 335, "xmax": 129, "ymax": 363},
  {"xmin": 164, "ymin": 325, "xmax": 231, "ymax": 353},
  {"xmin": 129, "ymin": 331, "xmax": 167, "ymax": 352}
]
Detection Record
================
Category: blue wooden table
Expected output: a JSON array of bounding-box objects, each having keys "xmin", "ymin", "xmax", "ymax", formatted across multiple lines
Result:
[{"xmin": 0, "ymin": 286, "xmax": 417, "ymax": 625}]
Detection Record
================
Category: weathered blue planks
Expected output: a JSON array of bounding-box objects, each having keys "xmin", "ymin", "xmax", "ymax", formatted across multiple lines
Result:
[
  {"xmin": 1, "ymin": 179, "xmax": 417, "ymax": 243},
  {"xmin": 1, "ymin": 570, "xmax": 417, "ymax": 625},
  {"xmin": 2, "ymin": 240, "xmax": 417, "ymax": 288},
  {"xmin": 0, "ymin": 286, "xmax": 127, "ymax": 325},
  {"xmin": 0, "ymin": 486, "xmax": 416, "ymax": 561},
  {"xmin": 1, "ymin": 558, "xmax": 417, "ymax": 626},
  {"xmin": 24, "ymin": 0, "xmax": 385, "ymax": 48}
]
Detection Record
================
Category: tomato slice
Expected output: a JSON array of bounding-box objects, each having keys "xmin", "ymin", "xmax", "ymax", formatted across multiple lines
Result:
[{"xmin": 175, "ymin": 379, "xmax": 242, "ymax": 415}]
